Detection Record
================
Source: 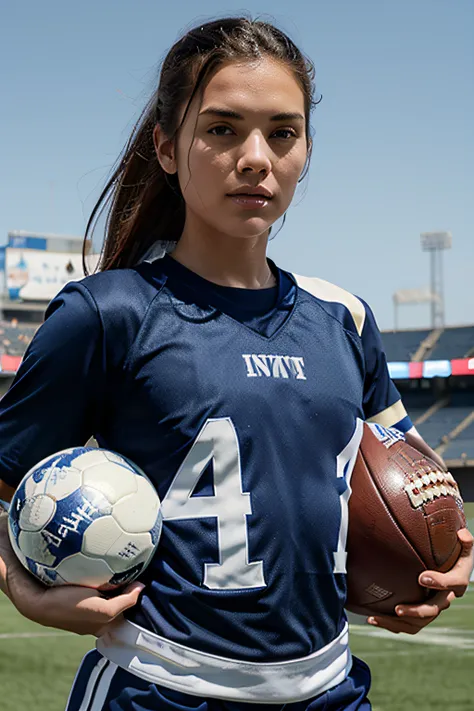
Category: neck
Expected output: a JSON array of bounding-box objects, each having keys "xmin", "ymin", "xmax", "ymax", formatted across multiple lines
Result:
[{"xmin": 170, "ymin": 222, "xmax": 275, "ymax": 289}]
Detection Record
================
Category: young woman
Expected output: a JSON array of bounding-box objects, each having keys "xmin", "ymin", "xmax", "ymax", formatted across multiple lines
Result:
[{"xmin": 0, "ymin": 17, "xmax": 472, "ymax": 711}]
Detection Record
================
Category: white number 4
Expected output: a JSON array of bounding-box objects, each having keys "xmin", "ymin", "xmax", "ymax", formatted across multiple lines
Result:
[
  {"xmin": 161, "ymin": 416, "xmax": 363, "ymax": 590},
  {"xmin": 161, "ymin": 418, "xmax": 266, "ymax": 590}
]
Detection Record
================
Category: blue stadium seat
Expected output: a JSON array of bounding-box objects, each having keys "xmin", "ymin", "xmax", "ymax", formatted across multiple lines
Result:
[
  {"xmin": 429, "ymin": 327, "xmax": 474, "ymax": 360},
  {"xmin": 443, "ymin": 420, "xmax": 474, "ymax": 459},
  {"xmin": 381, "ymin": 330, "xmax": 431, "ymax": 362},
  {"xmin": 405, "ymin": 407, "xmax": 429, "ymax": 424},
  {"xmin": 402, "ymin": 390, "xmax": 438, "ymax": 410},
  {"xmin": 416, "ymin": 406, "xmax": 474, "ymax": 448}
]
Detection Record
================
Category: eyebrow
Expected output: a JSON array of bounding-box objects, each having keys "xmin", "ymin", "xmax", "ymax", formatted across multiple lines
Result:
[{"xmin": 199, "ymin": 108, "xmax": 305, "ymax": 122}]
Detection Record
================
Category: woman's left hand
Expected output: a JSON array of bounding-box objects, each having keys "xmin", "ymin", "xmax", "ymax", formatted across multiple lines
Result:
[{"xmin": 367, "ymin": 527, "xmax": 474, "ymax": 634}]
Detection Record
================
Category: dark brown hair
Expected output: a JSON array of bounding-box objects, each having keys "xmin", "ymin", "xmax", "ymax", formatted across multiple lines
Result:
[{"xmin": 84, "ymin": 17, "xmax": 317, "ymax": 273}]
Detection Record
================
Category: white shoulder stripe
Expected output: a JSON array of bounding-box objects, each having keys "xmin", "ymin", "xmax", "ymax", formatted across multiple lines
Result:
[{"xmin": 293, "ymin": 274, "xmax": 366, "ymax": 336}]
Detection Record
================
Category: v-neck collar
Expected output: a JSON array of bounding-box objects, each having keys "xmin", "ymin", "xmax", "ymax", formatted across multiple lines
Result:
[{"xmin": 146, "ymin": 255, "xmax": 297, "ymax": 341}]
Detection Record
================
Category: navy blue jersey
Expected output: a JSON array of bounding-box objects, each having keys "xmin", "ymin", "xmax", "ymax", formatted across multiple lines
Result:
[{"xmin": 0, "ymin": 256, "xmax": 410, "ymax": 701}]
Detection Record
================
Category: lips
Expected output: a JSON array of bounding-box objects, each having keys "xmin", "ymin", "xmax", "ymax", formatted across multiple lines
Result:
[
  {"xmin": 230, "ymin": 193, "xmax": 272, "ymax": 199},
  {"xmin": 227, "ymin": 188, "xmax": 273, "ymax": 199},
  {"xmin": 227, "ymin": 194, "xmax": 272, "ymax": 210}
]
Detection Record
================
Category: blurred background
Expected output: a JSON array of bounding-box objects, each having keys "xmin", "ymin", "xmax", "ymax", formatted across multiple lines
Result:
[{"xmin": 0, "ymin": 2, "xmax": 472, "ymax": 710}]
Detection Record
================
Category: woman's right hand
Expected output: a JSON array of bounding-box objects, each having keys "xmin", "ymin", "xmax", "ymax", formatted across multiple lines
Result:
[{"xmin": 0, "ymin": 514, "xmax": 144, "ymax": 636}]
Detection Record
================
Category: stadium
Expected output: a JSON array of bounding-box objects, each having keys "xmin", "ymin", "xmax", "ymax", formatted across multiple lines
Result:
[
  {"xmin": 0, "ymin": 231, "xmax": 473, "ymax": 711},
  {"xmin": 381, "ymin": 328, "xmax": 474, "ymax": 499}
]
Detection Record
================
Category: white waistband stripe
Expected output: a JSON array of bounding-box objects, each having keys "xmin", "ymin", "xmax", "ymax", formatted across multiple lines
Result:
[{"xmin": 96, "ymin": 620, "xmax": 351, "ymax": 703}]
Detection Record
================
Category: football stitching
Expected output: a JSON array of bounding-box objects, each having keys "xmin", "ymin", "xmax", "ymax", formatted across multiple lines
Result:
[{"xmin": 404, "ymin": 470, "xmax": 462, "ymax": 509}]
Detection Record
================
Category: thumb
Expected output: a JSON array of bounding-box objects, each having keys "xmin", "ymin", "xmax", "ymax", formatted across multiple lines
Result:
[
  {"xmin": 121, "ymin": 580, "xmax": 146, "ymax": 600},
  {"xmin": 457, "ymin": 527, "xmax": 474, "ymax": 551},
  {"xmin": 93, "ymin": 582, "xmax": 145, "ymax": 638},
  {"xmin": 102, "ymin": 581, "xmax": 145, "ymax": 617},
  {"xmin": 418, "ymin": 528, "xmax": 474, "ymax": 591}
]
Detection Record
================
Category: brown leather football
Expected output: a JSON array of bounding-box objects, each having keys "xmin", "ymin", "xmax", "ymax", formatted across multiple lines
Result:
[{"xmin": 346, "ymin": 423, "xmax": 465, "ymax": 616}]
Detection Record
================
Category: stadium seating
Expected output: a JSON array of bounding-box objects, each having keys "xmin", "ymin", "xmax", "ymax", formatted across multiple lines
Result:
[
  {"xmin": 415, "ymin": 406, "xmax": 473, "ymax": 447},
  {"xmin": 380, "ymin": 330, "xmax": 431, "ymax": 362},
  {"xmin": 442, "ymin": 418, "xmax": 474, "ymax": 459},
  {"xmin": 400, "ymin": 390, "xmax": 438, "ymax": 425},
  {"xmin": 381, "ymin": 326, "xmax": 474, "ymax": 363},
  {"xmin": 401, "ymin": 390, "xmax": 438, "ymax": 409},
  {"xmin": 0, "ymin": 321, "xmax": 37, "ymax": 357},
  {"xmin": 381, "ymin": 326, "xmax": 474, "ymax": 462},
  {"xmin": 427, "ymin": 326, "xmax": 474, "ymax": 360},
  {"xmin": 407, "ymin": 407, "xmax": 430, "ymax": 424},
  {"xmin": 402, "ymin": 389, "xmax": 474, "ymax": 460}
]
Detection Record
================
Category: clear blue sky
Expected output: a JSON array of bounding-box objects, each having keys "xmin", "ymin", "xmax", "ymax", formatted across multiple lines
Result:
[{"xmin": 1, "ymin": 0, "xmax": 472, "ymax": 329}]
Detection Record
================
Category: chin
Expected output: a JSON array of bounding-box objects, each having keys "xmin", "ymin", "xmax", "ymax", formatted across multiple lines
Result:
[{"xmin": 224, "ymin": 216, "xmax": 276, "ymax": 240}]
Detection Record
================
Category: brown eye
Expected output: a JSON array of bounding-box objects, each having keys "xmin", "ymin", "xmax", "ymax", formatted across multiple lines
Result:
[
  {"xmin": 208, "ymin": 125, "xmax": 234, "ymax": 136},
  {"xmin": 272, "ymin": 128, "xmax": 298, "ymax": 139}
]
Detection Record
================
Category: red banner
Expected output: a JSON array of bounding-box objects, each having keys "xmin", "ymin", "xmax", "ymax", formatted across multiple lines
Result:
[
  {"xmin": 1, "ymin": 355, "xmax": 22, "ymax": 373},
  {"xmin": 451, "ymin": 358, "xmax": 474, "ymax": 376},
  {"xmin": 409, "ymin": 362, "xmax": 424, "ymax": 379}
]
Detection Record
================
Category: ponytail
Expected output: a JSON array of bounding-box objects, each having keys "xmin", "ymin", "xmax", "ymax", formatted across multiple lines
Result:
[{"xmin": 83, "ymin": 97, "xmax": 185, "ymax": 274}]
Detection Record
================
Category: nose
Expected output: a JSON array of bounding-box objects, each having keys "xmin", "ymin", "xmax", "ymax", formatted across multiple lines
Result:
[{"xmin": 236, "ymin": 132, "xmax": 272, "ymax": 177}]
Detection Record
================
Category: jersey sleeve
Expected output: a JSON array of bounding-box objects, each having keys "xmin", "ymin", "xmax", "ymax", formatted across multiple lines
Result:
[
  {"xmin": 0, "ymin": 282, "xmax": 106, "ymax": 489},
  {"xmin": 360, "ymin": 300, "xmax": 412, "ymax": 433}
]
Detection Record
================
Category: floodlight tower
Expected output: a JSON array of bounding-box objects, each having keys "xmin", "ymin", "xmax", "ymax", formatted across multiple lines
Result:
[{"xmin": 420, "ymin": 231, "xmax": 452, "ymax": 328}]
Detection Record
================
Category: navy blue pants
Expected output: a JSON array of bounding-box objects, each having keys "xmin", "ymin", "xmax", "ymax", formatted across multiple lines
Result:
[{"xmin": 65, "ymin": 650, "xmax": 371, "ymax": 711}]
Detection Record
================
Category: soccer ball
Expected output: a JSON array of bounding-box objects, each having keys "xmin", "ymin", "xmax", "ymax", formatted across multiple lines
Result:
[{"xmin": 8, "ymin": 447, "xmax": 162, "ymax": 590}]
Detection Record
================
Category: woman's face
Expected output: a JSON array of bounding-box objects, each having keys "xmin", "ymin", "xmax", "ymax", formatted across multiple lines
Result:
[{"xmin": 157, "ymin": 57, "xmax": 309, "ymax": 241}]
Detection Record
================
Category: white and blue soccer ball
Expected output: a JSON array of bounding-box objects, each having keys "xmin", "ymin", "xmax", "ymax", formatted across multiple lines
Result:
[{"xmin": 8, "ymin": 447, "xmax": 162, "ymax": 590}]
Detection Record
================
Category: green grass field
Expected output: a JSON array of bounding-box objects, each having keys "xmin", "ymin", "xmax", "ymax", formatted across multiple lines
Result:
[
  {"xmin": 349, "ymin": 590, "xmax": 474, "ymax": 711},
  {"xmin": 1, "ymin": 503, "xmax": 473, "ymax": 711},
  {"xmin": 1, "ymin": 592, "xmax": 472, "ymax": 711}
]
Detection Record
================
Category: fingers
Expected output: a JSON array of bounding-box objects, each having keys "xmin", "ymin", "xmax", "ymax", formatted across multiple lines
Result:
[
  {"xmin": 91, "ymin": 582, "xmax": 146, "ymax": 638},
  {"xmin": 368, "ymin": 590, "xmax": 455, "ymax": 635},
  {"xmin": 395, "ymin": 590, "xmax": 455, "ymax": 619},
  {"xmin": 367, "ymin": 614, "xmax": 433, "ymax": 635},
  {"xmin": 33, "ymin": 581, "xmax": 145, "ymax": 636},
  {"xmin": 91, "ymin": 582, "xmax": 145, "ymax": 621},
  {"xmin": 64, "ymin": 581, "xmax": 145, "ymax": 634},
  {"xmin": 419, "ymin": 529, "xmax": 474, "ymax": 597},
  {"xmin": 0, "ymin": 525, "xmax": 46, "ymax": 607},
  {"xmin": 2, "ymin": 508, "xmax": 146, "ymax": 636}
]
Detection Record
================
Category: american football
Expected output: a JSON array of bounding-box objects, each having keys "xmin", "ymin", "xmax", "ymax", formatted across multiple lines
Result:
[{"xmin": 346, "ymin": 423, "xmax": 466, "ymax": 616}]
